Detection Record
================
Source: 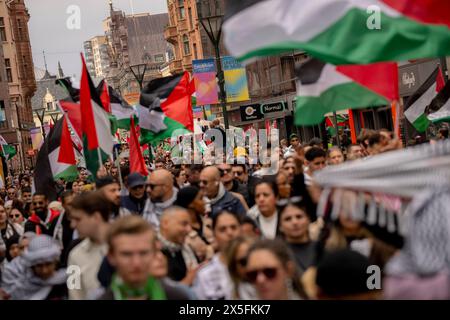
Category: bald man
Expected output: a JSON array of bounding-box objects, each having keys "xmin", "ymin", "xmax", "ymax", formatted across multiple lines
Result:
[
  {"xmin": 142, "ymin": 169, "xmax": 178, "ymax": 228},
  {"xmin": 199, "ymin": 166, "xmax": 246, "ymax": 218},
  {"xmin": 159, "ymin": 206, "xmax": 198, "ymax": 284}
]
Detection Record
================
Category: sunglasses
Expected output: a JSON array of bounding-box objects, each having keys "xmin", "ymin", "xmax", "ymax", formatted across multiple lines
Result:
[
  {"xmin": 237, "ymin": 257, "xmax": 247, "ymax": 267},
  {"xmin": 245, "ymin": 267, "xmax": 278, "ymax": 283},
  {"xmin": 11, "ymin": 214, "xmax": 21, "ymax": 219},
  {"xmin": 218, "ymin": 168, "xmax": 231, "ymax": 175},
  {"xmin": 233, "ymin": 171, "xmax": 244, "ymax": 176},
  {"xmin": 146, "ymin": 183, "xmax": 163, "ymax": 189}
]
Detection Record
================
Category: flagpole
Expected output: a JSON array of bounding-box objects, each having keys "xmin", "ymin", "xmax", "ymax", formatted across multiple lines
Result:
[
  {"xmin": 114, "ymin": 147, "xmax": 124, "ymax": 190},
  {"xmin": 332, "ymin": 111, "xmax": 341, "ymax": 149},
  {"xmin": 97, "ymin": 147, "xmax": 103, "ymax": 175}
]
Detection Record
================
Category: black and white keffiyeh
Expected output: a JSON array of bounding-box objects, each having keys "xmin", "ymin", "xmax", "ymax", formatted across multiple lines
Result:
[{"xmin": 314, "ymin": 140, "xmax": 450, "ymax": 236}]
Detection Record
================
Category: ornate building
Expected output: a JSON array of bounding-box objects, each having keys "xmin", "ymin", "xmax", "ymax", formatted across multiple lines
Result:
[
  {"xmin": 103, "ymin": 1, "xmax": 169, "ymax": 98},
  {"xmin": 0, "ymin": 0, "xmax": 36, "ymax": 170}
]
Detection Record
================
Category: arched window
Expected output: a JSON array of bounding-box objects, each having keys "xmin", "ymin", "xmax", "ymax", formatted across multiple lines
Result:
[{"xmin": 183, "ymin": 35, "xmax": 190, "ymax": 55}]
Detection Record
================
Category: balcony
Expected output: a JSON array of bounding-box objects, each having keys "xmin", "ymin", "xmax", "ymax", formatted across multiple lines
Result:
[
  {"xmin": 164, "ymin": 25, "xmax": 178, "ymax": 44},
  {"xmin": 169, "ymin": 59, "xmax": 183, "ymax": 74},
  {"xmin": 178, "ymin": 19, "xmax": 188, "ymax": 32},
  {"xmin": 182, "ymin": 55, "xmax": 192, "ymax": 68}
]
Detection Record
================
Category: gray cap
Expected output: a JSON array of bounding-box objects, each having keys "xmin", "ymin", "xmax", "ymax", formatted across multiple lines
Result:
[{"xmin": 127, "ymin": 172, "xmax": 147, "ymax": 188}]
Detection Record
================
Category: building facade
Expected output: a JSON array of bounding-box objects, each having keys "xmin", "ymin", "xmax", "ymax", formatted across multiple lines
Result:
[
  {"xmin": 83, "ymin": 36, "xmax": 110, "ymax": 78},
  {"xmin": 0, "ymin": 0, "xmax": 36, "ymax": 170},
  {"xmin": 104, "ymin": 2, "xmax": 169, "ymax": 96},
  {"xmin": 164, "ymin": 0, "xmax": 227, "ymax": 74}
]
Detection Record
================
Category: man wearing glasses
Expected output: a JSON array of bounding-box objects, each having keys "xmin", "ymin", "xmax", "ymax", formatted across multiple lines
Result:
[
  {"xmin": 199, "ymin": 166, "xmax": 246, "ymax": 219},
  {"xmin": 142, "ymin": 169, "xmax": 178, "ymax": 229},
  {"xmin": 120, "ymin": 173, "xmax": 148, "ymax": 216}
]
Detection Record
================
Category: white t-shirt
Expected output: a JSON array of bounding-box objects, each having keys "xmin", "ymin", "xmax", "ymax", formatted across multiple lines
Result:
[
  {"xmin": 259, "ymin": 213, "xmax": 278, "ymax": 240},
  {"xmin": 193, "ymin": 254, "xmax": 233, "ymax": 300}
]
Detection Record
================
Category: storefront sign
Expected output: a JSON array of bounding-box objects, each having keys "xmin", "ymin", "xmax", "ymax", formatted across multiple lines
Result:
[
  {"xmin": 262, "ymin": 102, "xmax": 285, "ymax": 114},
  {"xmin": 240, "ymin": 104, "xmax": 263, "ymax": 121}
]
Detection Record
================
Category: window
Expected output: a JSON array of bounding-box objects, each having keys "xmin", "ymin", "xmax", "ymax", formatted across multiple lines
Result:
[
  {"xmin": 154, "ymin": 54, "xmax": 165, "ymax": 63},
  {"xmin": 17, "ymin": 19, "xmax": 22, "ymax": 41},
  {"xmin": 5, "ymin": 59, "xmax": 12, "ymax": 83},
  {"xmin": 193, "ymin": 43, "xmax": 198, "ymax": 59},
  {"xmin": 46, "ymin": 102, "xmax": 52, "ymax": 111},
  {"xmin": 0, "ymin": 101, "xmax": 6, "ymax": 125},
  {"xmin": 0, "ymin": 18, "xmax": 6, "ymax": 41},
  {"xmin": 188, "ymin": 7, "xmax": 193, "ymax": 29},
  {"xmin": 183, "ymin": 35, "xmax": 190, "ymax": 55},
  {"xmin": 178, "ymin": 0, "xmax": 185, "ymax": 19}
]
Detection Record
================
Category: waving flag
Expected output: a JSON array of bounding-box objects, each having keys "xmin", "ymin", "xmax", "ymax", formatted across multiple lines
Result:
[
  {"xmin": 97, "ymin": 80, "xmax": 138, "ymax": 130},
  {"xmin": 129, "ymin": 117, "xmax": 148, "ymax": 176},
  {"xmin": 295, "ymin": 58, "xmax": 398, "ymax": 125},
  {"xmin": 34, "ymin": 117, "xmax": 78, "ymax": 201},
  {"xmin": 223, "ymin": 0, "xmax": 450, "ymax": 65},
  {"xmin": 404, "ymin": 67, "xmax": 445, "ymax": 132},
  {"xmin": 79, "ymin": 54, "xmax": 114, "ymax": 176},
  {"xmin": 139, "ymin": 72, "xmax": 193, "ymax": 145}
]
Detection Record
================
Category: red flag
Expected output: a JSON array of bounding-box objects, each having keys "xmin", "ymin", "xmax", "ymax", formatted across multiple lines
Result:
[
  {"xmin": 129, "ymin": 116, "xmax": 148, "ymax": 176},
  {"xmin": 437, "ymin": 66, "xmax": 445, "ymax": 92},
  {"xmin": 80, "ymin": 53, "xmax": 99, "ymax": 150},
  {"xmin": 58, "ymin": 117, "xmax": 76, "ymax": 165},
  {"xmin": 100, "ymin": 80, "xmax": 111, "ymax": 113}
]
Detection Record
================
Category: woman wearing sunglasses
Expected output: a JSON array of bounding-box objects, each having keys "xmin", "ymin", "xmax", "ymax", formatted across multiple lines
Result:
[
  {"xmin": 226, "ymin": 236, "xmax": 257, "ymax": 300},
  {"xmin": 245, "ymin": 239, "xmax": 307, "ymax": 300}
]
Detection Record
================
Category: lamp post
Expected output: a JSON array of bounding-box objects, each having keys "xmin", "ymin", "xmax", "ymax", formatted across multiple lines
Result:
[
  {"xmin": 34, "ymin": 107, "xmax": 46, "ymax": 141},
  {"xmin": 196, "ymin": 0, "xmax": 229, "ymax": 130},
  {"xmin": 129, "ymin": 63, "xmax": 147, "ymax": 90},
  {"xmin": 50, "ymin": 112, "xmax": 61, "ymax": 125}
]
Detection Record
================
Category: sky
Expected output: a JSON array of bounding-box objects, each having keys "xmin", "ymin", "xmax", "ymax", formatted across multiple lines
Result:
[{"xmin": 25, "ymin": 0, "xmax": 168, "ymax": 80}]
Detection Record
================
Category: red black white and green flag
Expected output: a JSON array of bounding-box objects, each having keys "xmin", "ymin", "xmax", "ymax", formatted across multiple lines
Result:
[
  {"xmin": 404, "ymin": 66, "xmax": 446, "ymax": 132},
  {"xmin": 139, "ymin": 72, "xmax": 194, "ymax": 145},
  {"xmin": 34, "ymin": 117, "xmax": 78, "ymax": 201},
  {"xmin": 80, "ymin": 55, "xmax": 115, "ymax": 176},
  {"xmin": 96, "ymin": 80, "xmax": 138, "ymax": 130},
  {"xmin": 223, "ymin": 0, "xmax": 450, "ymax": 65},
  {"xmin": 295, "ymin": 58, "xmax": 398, "ymax": 125}
]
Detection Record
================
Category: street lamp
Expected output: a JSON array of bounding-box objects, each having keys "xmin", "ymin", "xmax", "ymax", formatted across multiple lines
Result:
[
  {"xmin": 129, "ymin": 63, "xmax": 147, "ymax": 90},
  {"xmin": 196, "ymin": 0, "xmax": 229, "ymax": 130},
  {"xmin": 34, "ymin": 107, "xmax": 46, "ymax": 141},
  {"xmin": 50, "ymin": 112, "xmax": 61, "ymax": 125}
]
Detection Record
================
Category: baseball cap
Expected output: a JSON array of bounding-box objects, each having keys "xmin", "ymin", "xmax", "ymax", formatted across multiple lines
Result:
[{"xmin": 127, "ymin": 172, "xmax": 146, "ymax": 188}]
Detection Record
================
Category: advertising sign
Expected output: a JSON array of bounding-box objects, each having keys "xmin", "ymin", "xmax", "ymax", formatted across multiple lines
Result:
[
  {"xmin": 222, "ymin": 56, "xmax": 250, "ymax": 103},
  {"xmin": 193, "ymin": 59, "xmax": 219, "ymax": 105}
]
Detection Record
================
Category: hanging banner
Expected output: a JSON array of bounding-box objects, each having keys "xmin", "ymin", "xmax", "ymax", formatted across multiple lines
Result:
[
  {"xmin": 222, "ymin": 56, "xmax": 250, "ymax": 103},
  {"xmin": 30, "ymin": 127, "xmax": 43, "ymax": 151},
  {"xmin": 193, "ymin": 59, "xmax": 219, "ymax": 106}
]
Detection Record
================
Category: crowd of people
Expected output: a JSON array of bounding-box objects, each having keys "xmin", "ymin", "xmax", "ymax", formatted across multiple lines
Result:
[{"xmin": 0, "ymin": 124, "xmax": 449, "ymax": 300}]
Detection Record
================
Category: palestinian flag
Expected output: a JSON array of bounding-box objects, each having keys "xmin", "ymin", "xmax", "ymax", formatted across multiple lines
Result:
[
  {"xmin": 404, "ymin": 67, "xmax": 445, "ymax": 132},
  {"xmin": 0, "ymin": 135, "xmax": 16, "ymax": 160},
  {"xmin": 80, "ymin": 54, "xmax": 114, "ymax": 176},
  {"xmin": 55, "ymin": 77, "xmax": 80, "ymax": 102},
  {"xmin": 97, "ymin": 80, "xmax": 138, "ymax": 130},
  {"xmin": 426, "ymin": 78, "xmax": 450, "ymax": 124},
  {"xmin": 34, "ymin": 117, "xmax": 78, "ymax": 201},
  {"xmin": 295, "ymin": 58, "xmax": 398, "ymax": 126},
  {"xmin": 223, "ymin": 0, "xmax": 450, "ymax": 65},
  {"xmin": 139, "ymin": 72, "xmax": 194, "ymax": 145}
]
